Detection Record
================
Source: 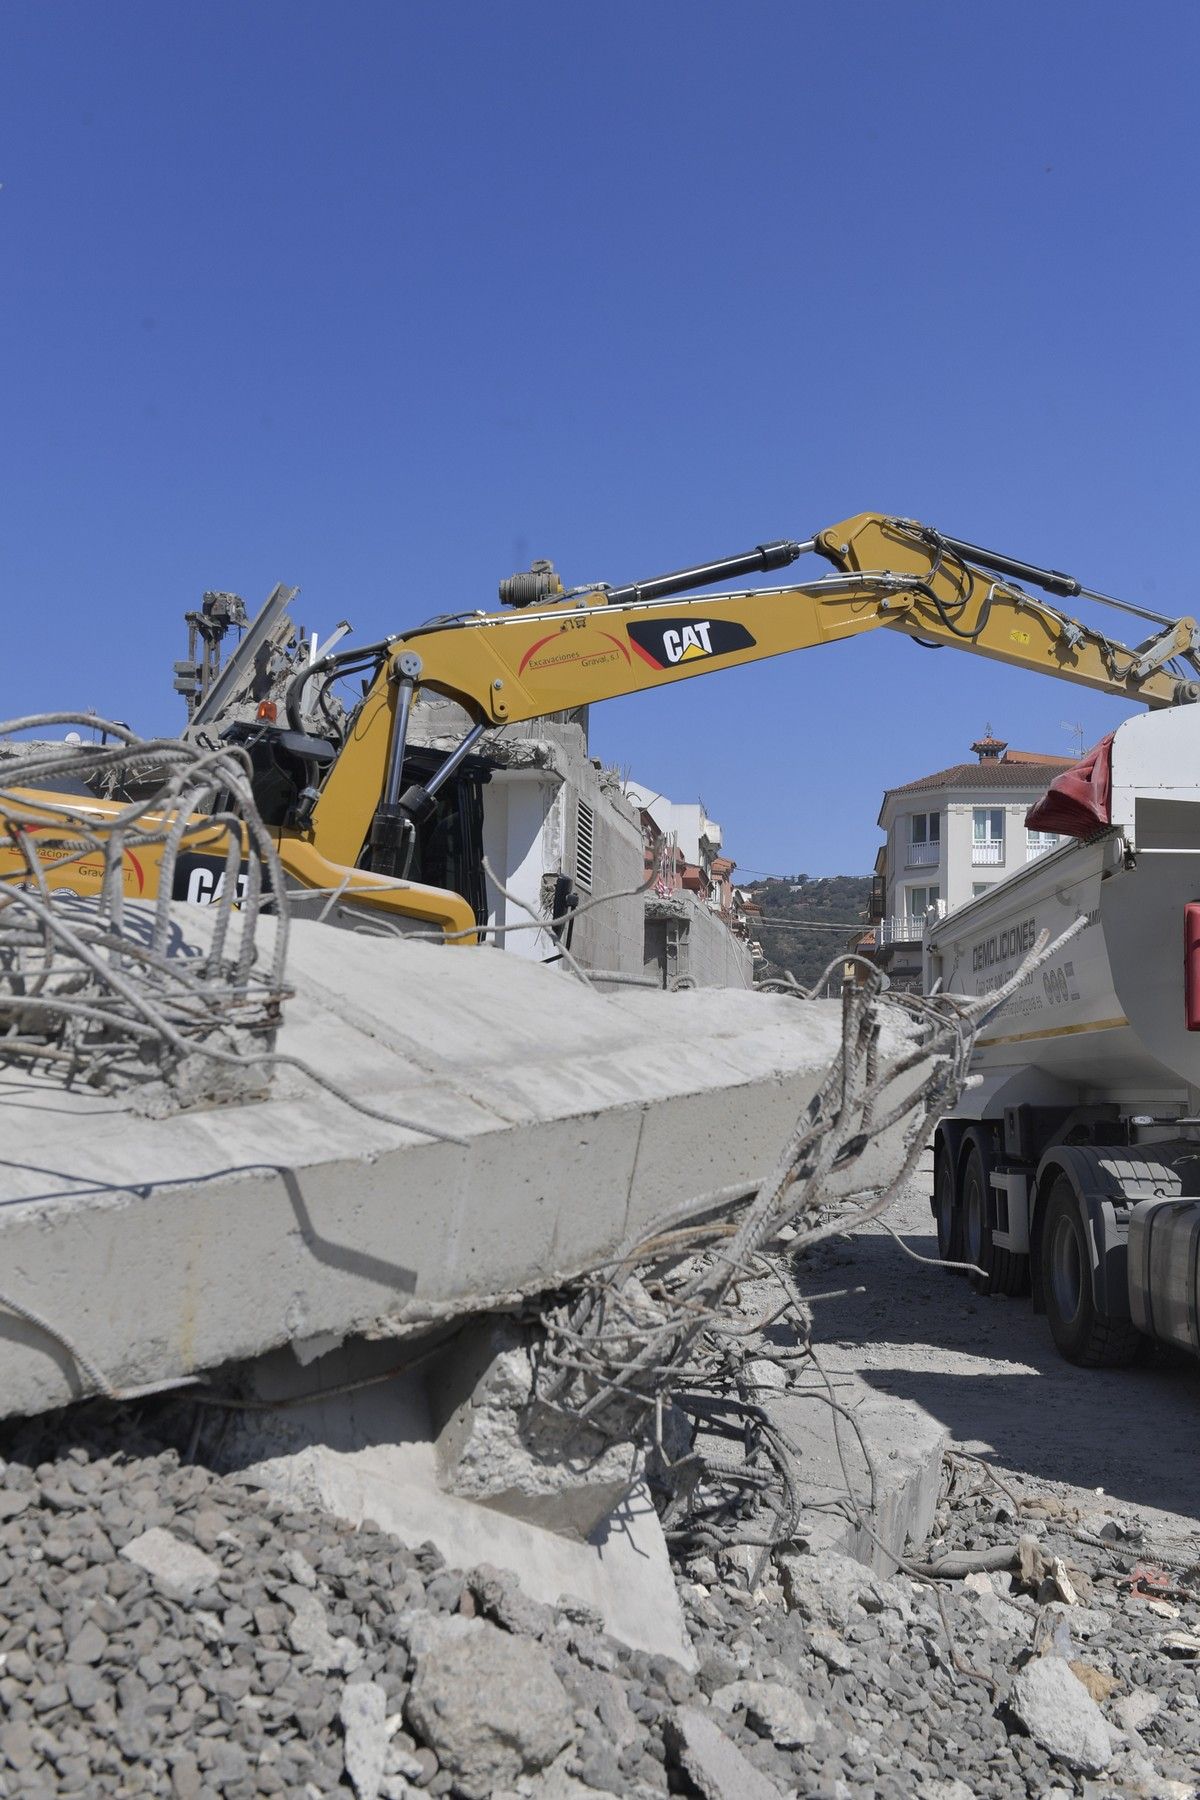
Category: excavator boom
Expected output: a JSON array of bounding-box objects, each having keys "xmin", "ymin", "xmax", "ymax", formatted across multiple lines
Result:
[
  {"xmin": 7, "ymin": 512, "xmax": 1197, "ymax": 941},
  {"xmin": 306, "ymin": 513, "xmax": 1199, "ymax": 880}
]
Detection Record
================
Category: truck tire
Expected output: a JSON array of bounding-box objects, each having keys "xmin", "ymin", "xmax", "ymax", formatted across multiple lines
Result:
[
  {"xmin": 962, "ymin": 1140, "xmax": 1027, "ymax": 1298},
  {"xmin": 933, "ymin": 1141, "xmax": 961, "ymax": 1263},
  {"xmin": 1039, "ymin": 1176, "xmax": 1143, "ymax": 1366}
]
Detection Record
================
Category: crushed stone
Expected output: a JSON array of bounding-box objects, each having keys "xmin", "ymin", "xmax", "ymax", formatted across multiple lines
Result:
[{"xmin": 1, "ymin": 1399, "xmax": 1198, "ymax": 1799}]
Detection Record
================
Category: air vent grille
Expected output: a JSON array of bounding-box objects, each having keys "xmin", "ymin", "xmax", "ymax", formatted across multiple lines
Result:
[{"xmin": 575, "ymin": 799, "xmax": 595, "ymax": 891}]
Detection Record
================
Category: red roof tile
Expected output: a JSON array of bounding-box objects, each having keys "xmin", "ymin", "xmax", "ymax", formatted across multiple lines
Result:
[{"xmin": 885, "ymin": 756, "xmax": 1073, "ymax": 798}]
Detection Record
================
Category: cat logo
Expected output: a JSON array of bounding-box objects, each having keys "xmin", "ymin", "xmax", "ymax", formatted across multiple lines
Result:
[
  {"xmin": 172, "ymin": 852, "xmax": 270, "ymax": 906},
  {"xmin": 663, "ymin": 622, "xmax": 714, "ymax": 663},
  {"xmin": 627, "ymin": 617, "xmax": 756, "ymax": 672}
]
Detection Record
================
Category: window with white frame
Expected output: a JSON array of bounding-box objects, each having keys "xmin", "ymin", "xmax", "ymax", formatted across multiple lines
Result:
[
  {"xmin": 906, "ymin": 811, "xmax": 941, "ymax": 866},
  {"xmin": 906, "ymin": 885, "xmax": 940, "ymax": 917},
  {"xmin": 972, "ymin": 808, "xmax": 1005, "ymax": 864},
  {"xmin": 1026, "ymin": 827, "xmax": 1061, "ymax": 858},
  {"xmin": 972, "ymin": 882, "xmax": 995, "ymax": 897}
]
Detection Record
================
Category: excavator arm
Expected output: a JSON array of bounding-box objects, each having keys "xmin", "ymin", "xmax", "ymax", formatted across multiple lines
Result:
[
  {"xmin": 304, "ymin": 512, "xmax": 1200, "ymax": 879},
  {"xmin": 10, "ymin": 513, "xmax": 1195, "ymax": 944}
]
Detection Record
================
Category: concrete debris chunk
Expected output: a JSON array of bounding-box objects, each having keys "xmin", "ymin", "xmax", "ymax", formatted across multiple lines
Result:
[
  {"xmin": 396, "ymin": 1609, "xmax": 481, "ymax": 1657},
  {"xmin": 1115, "ymin": 1690, "xmax": 1161, "ymax": 1735},
  {"xmin": 119, "ymin": 1527, "xmax": 221, "ymax": 1599},
  {"xmin": 744, "ymin": 1357, "xmax": 789, "ymax": 1393},
  {"xmin": 282, "ymin": 1582, "xmax": 363, "ymax": 1674},
  {"xmin": 1041, "ymin": 1602, "xmax": 1111, "ymax": 1640},
  {"xmin": 920, "ymin": 1782, "xmax": 976, "ymax": 1800},
  {"xmin": 710, "ymin": 1678, "xmax": 821, "ymax": 1746},
  {"xmin": 340, "ymin": 1679, "xmax": 388, "ymax": 1800},
  {"xmin": 664, "ymin": 1705, "xmax": 782, "ymax": 1800},
  {"xmin": 808, "ymin": 1623, "xmax": 856, "ymax": 1672},
  {"xmin": 1009, "ymin": 1655, "xmax": 1114, "ymax": 1774},
  {"xmin": 193, "ymin": 1609, "xmax": 225, "ymax": 1644},
  {"xmin": 281, "ymin": 1547, "xmax": 318, "ymax": 1588},
  {"xmin": 963, "ymin": 1578, "xmax": 1033, "ymax": 1640},
  {"xmin": 777, "ymin": 1547, "xmax": 912, "ymax": 1627},
  {"xmin": 405, "ymin": 1619, "xmax": 575, "ymax": 1799},
  {"xmin": 467, "ymin": 1562, "xmax": 557, "ymax": 1639}
]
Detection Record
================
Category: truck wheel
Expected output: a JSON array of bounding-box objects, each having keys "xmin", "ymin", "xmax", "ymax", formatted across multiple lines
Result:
[
  {"xmin": 962, "ymin": 1141, "xmax": 1027, "ymax": 1298},
  {"xmin": 1040, "ymin": 1176, "xmax": 1143, "ymax": 1367},
  {"xmin": 933, "ymin": 1142, "xmax": 961, "ymax": 1263}
]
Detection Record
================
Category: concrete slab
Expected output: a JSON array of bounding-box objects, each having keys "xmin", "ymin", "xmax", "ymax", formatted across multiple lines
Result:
[{"xmin": 0, "ymin": 905, "xmax": 925, "ymax": 1420}]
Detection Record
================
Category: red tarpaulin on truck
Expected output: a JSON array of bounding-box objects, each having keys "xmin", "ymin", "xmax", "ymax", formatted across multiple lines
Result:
[{"xmin": 1025, "ymin": 733, "xmax": 1114, "ymax": 839}]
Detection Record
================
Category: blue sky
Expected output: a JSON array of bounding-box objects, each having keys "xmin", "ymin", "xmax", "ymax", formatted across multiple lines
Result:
[{"xmin": 3, "ymin": 2, "xmax": 1197, "ymax": 877}]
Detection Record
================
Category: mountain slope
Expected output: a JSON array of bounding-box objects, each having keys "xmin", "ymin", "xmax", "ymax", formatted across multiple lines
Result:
[{"xmin": 745, "ymin": 874, "xmax": 872, "ymax": 990}]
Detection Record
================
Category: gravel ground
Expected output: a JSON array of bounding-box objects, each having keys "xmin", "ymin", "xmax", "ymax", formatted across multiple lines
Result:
[{"xmin": 2, "ymin": 1154, "xmax": 1198, "ymax": 1799}]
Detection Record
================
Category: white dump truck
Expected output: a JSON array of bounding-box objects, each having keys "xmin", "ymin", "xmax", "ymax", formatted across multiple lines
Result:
[{"xmin": 925, "ymin": 704, "xmax": 1200, "ymax": 1365}]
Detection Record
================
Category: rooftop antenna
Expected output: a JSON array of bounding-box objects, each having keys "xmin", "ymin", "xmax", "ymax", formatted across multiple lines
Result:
[{"xmin": 1062, "ymin": 720, "xmax": 1085, "ymax": 759}]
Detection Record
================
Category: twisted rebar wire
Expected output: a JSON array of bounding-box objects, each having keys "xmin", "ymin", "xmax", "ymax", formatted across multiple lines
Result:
[
  {"xmin": 0, "ymin": 717, "xmax": 468, "ymax": 1143},
  {"xmin": 531, "ymin": 919, "xmax": 1086, "ymax": 1550},
  {"xmin": 0, "ymin": 716, "xmax": 288, "ymax": 1103}
]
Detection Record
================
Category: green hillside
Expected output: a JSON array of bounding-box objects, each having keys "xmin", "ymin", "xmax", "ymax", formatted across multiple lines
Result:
[{"xmin": 745, "ymin": 874, "xmax": 872, "ymax": 991}]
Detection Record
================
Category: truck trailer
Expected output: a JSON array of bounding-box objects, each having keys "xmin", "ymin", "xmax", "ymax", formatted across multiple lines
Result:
[{"xmin": 925, "ymin": 703, "xmax": 1200, "ymax": 1365}]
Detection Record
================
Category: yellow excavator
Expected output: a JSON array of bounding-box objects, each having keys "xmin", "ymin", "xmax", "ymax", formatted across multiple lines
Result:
[{"xmin": 4, "ymin": 512, "xmax": 1199, "ymax": 937}]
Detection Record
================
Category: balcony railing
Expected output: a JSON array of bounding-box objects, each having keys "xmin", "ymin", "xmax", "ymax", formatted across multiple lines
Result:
[
  {"xmin": 906, "ymin": 840, "xmax": 940, "ymax": 866},
  {"xmin": 875, "ymin": 902, "xmax": 947, "ymax": 947},
  {"xmin": 1026, "ymin": 833, "xmax": 1061, "ymax": 861},
  {"xmin": 971, "ymin": 840, "xmax": 1004, "ymax": 865}
]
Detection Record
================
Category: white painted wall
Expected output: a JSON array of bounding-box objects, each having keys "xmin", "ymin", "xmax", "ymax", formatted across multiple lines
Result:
[
  {"xmin": 481, "ymin": 771, "xmax": 560, "ymax": 961},
  {"xmin": 623, "ymin": 782, "xmax": 720, "ymax": 869}
]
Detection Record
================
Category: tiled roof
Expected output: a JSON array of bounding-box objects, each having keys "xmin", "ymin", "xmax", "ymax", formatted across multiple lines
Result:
[{"xmin": 885, "ymin": 757, "xmax": 1073, "ymax": 798}]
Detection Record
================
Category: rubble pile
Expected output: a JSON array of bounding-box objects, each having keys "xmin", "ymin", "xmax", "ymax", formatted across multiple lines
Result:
[{"xmin": 2, "ymin": 1405, "xmax": 1198, "ymax": 1799}]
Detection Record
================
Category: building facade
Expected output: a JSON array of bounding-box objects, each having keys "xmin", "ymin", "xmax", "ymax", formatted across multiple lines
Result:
[
  {"xmin": 407, "ymin": 698, "xmax": 753, "ymax": 988},
  {"xmin": 623, "ymin": 780, "xmax": 755, "ymax": 989},
  {"xmin": 867, "ymin": 734, "xmax": 1074, "ymax": 990}
]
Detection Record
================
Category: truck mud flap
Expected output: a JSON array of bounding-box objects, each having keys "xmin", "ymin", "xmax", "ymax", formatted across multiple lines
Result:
[{"xmin": 1081, "ymin": 1195, "xmax": 1132, "ymax": 1322}]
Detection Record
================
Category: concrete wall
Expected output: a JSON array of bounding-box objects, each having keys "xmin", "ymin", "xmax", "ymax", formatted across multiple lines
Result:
[
  {"xmin": 686, "ymin": 898, "xmax": 754, "ymax": 988},
  {"xmin": 565, "ymin": 764, "xmax": 645, "ymax": 978},
  {"xmin": 644, "ymin": 895, "xmax": 753, "ymax": 990}
]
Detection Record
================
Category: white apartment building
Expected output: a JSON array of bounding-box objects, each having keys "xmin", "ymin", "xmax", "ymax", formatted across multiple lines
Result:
[
  {"xmin": 868, "ymin": 733, "xmax": 1074, "ymax": 989},
  {"xmin": 622, "ymin": 784, "xmax": 723, "ymax": 876}
]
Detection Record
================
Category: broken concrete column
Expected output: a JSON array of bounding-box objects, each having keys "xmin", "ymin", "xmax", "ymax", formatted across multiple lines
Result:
[{"xmin": 433, "ymin": 1319, "xmax": 640, "ymax": 1540}]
